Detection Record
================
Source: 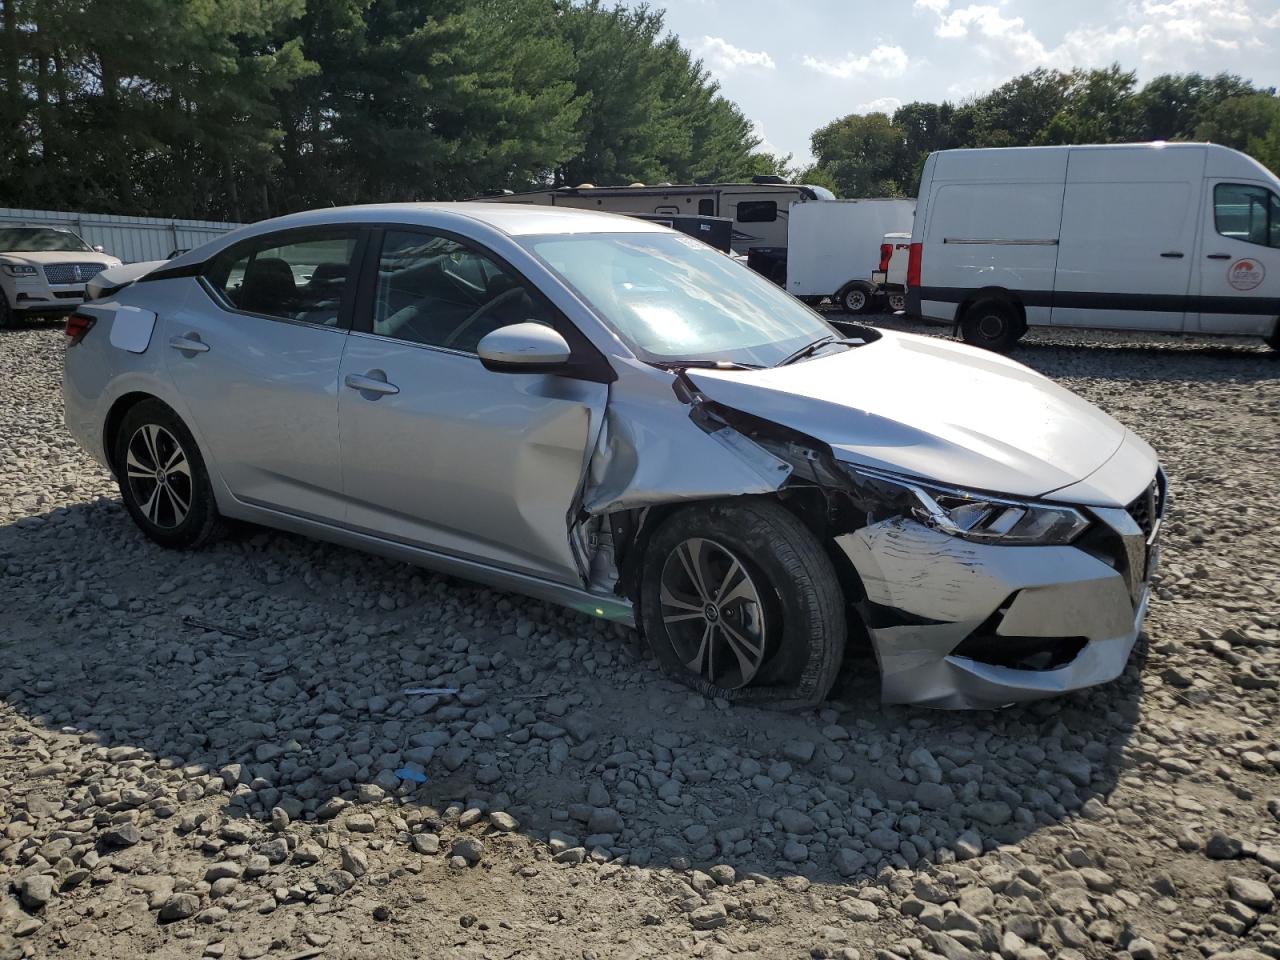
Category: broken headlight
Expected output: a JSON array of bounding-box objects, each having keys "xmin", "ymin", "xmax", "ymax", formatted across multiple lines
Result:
[{"xmin": 845, "ymin": 467, "xmax": 1090, "ymax": 546}]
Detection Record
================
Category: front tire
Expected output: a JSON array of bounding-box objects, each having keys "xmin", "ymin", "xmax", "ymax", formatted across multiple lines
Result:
[
  {"xmin": 639, "ymin": 499, "xmax": 846, "ymax": 709},
  {"xmin": 0, "ymin": 295, "xmax": 14, "ymax": 329},
  {"xmin": 113, "ymin": 399, "xmax": 223, "ymax": 549},
  {"xmin": 960, "ymin": 299, "xmax": 1024, "ymax": 352},
  {"xmin": 839, "ymin": 283, "xmax": 874, "ymax": 315},
  {"xmin": 1267, "ymin": 319, "xmax": 1280, "ymax": 352}
]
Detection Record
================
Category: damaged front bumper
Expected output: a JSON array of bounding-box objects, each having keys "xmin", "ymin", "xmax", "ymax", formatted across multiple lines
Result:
[{"xmin": 836, "ymin": 502, "xmax": 1159, "ymax": 709}]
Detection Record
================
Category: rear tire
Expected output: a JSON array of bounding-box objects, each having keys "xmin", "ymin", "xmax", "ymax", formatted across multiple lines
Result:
[
  {"xmin": 839, "ymin": 283, "xmax": 874, "ymax": 315},
  {"xmin": 638, "ymin": 499, "xmax": 846, "ymax": 710},
  {"xmin": 960, "ymin": 299, "xmax": 1024, "ymax": 352},
  {"xmin": 113, "ymin": 399, "xmax": 224, "ymax": 549},
  {"xmin": 887, "ymin": 292, "xmax": 906, "ymax": 313}
]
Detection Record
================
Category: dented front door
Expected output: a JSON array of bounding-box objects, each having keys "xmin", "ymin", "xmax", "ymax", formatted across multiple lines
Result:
[{"xmin": 337, "ymin": 332, "xmax": 606, "ymax": 583}]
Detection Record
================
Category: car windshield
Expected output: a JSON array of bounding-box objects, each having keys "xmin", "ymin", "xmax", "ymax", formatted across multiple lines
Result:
[
  {"xmin": 0, "ymin": 227, "xmax": 93, "ymax": 253},
  {"xmin": 521, "ymin": 232, "xmax": 837, "ymax": 367}
]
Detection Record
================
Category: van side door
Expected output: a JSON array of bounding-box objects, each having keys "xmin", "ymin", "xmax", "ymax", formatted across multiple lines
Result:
[
  {"xmin": 1191, "ymin": 180, "xmax": 1280, "ymax": 336},
  {"xmin": 1052, "ymin": 148, "xmax": 1198, "ymax": 332}
]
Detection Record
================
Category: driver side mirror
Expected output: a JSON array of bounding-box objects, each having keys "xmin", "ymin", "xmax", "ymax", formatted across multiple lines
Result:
[
  {"xmin": 93, "ymin": 245, "xmax": 105, "ymax": 253},
  {"xmin": 477, "ymin": 322, "xmax": 572, "ymax": 374}
]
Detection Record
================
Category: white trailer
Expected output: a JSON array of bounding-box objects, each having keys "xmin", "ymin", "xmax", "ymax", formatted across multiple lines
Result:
[{"xmin": 784, "ymin": 198, "xmax": 916, "ymax": 313}]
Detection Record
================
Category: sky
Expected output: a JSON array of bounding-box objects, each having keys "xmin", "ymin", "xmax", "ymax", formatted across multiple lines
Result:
[{"xmin": 653, "ymin": 0, "xmax": 1280, "ymax": 167}]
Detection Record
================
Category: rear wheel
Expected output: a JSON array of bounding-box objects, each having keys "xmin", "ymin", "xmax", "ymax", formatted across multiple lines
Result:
[
  {"xmin": 887, "ymin": 292, "xmax": 907, "ymax": 312},
  {"xmin": 960, "ymin": 299, "xmax": 1024, "ymax": 352},
  {"xmin": 839, "ymin": 283, "xmax": 874, "ymax": 315},
  {"xmin": 113, "ymin": 399, "xmax": 224, "ymax": 549},
  {"xmin": 639, "ymin": 499, "xmax": 846, "ymax": 709}
]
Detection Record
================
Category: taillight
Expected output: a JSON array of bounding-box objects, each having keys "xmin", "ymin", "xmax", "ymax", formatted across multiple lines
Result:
[
  {"xmin": 65, "ymin": 313, "xmax": 96, "ymax": 345},
  {"xmin": 878, "ymin": 243, "xmax": 892, "ymax": 273},
  {"xmin": 906, "ymin": 242, "xmax": 922, "ymax": 289}
]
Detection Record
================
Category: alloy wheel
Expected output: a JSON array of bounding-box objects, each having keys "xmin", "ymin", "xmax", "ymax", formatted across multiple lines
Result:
[
  {"xmin": 658, "ymin": 537, "xmax": 769, "ymax": 689},
  {"xmin": 125, "ymin": 424, "xmax": 192, "ymax": 529}
]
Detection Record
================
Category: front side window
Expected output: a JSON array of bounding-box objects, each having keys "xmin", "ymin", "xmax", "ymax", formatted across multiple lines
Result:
[
  {"xmin": 372, "ymin": 230, "xmax": 556, "ymax": 353},
  {"xmin": 522, "ymin": 232, "xmax": 836, "ymax": 367},
  {"xmin": 206, "ymin": 230, "xmax": 359, "ymax": 325},
  {"xmin": 1214, "ymin": 183, "xmax": 1280, "ymax": 248},
  {"xmin": 736, "ymin": 201, "xmax": 777, "ymax": 223}
]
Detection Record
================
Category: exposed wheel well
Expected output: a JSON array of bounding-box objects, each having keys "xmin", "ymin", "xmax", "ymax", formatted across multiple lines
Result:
[
  {"xmin": 102, "ymin": 392, "xmax": 169, "ymax": 476},
  {"xmin": 956, "ymin": 288, "xmax": 1027, "ymax": 332}
]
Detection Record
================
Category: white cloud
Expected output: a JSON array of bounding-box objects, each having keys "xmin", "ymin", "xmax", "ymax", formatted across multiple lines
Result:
[
  {"xmin": 802, "ymin": 44, "xmax": 910, "ymax": 79},
  {"xmin": 855, "ymin": 96, "xmax": 904, "ymax": 115},
  {"xmin": 695, "ymin": 36, "xmax": 776, "ymax": 78},
  {"xmin": 1266, "ymin": 7, "xmax": 1280, "ymax": 28},
  {"xmin": 919, "ymin": 0, "xmax": 1276, "ymax": 73}
]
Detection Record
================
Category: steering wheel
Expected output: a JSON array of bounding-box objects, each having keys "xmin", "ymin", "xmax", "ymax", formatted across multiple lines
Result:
[{"xmin": 442, "ymin": 287, "xmax": 525, "ymax": 350}]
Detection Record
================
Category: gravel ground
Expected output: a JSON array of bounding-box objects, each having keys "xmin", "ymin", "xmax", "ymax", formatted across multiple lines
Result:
[{"xmin": 1, "ymin": 313, "xmax": 1278, "ymax": 960}]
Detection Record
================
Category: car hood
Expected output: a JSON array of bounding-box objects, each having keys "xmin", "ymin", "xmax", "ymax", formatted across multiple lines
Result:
[
  {"xmin": 685, "ymin": 330, "xmax": 1151, "ymax": 505},
  {"xmin": 0, "ymin": 251, "xmax": 120, "ymax": 266}
]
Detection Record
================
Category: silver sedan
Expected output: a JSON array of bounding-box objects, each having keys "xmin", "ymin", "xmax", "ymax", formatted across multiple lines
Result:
[{"xmin": 63, "ymin": 204, "xmax": 1163, "ymax": 709}]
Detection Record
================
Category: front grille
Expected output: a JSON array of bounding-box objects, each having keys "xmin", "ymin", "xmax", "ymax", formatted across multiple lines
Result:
[
  {"xmin": 53, "ymin": 291, "xmax": 83, "ymax": 299},
  {"xmin": 1125, "ymin": 469, "xmax": 1166, "ymax": 543},
  {"xmin": 42, "ymin": 262, "xmax": 102, "ymax": 285}
]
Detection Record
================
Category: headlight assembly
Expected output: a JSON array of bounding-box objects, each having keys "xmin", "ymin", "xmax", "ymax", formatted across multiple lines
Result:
[
  {"xmin": 3, "ymin": 264, "xmax": 38, "ymax": 276},
  {"xmin": 844, "ymin": 465, "xmax": 1090, "ymax": 546}
]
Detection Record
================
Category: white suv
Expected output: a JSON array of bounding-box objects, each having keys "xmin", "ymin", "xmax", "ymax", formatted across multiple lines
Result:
[{"xmin": 0, "ymin": 226, "xmax": 122, "ymax": 327}]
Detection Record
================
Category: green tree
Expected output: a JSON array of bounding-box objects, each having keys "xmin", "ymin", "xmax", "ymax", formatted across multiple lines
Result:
[{"xmin": 808, "ymin": 111, "xmax": 906, "ymax": 198}]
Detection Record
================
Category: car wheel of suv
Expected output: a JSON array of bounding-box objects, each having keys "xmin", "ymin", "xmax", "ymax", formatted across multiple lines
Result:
[
  {"xmin": 639, "ymin": 499, "xmax": 846, "ymax": 709},
  {"xmin": 113, "ymin": 399, "xmax": 224, "ymax": 549},
  {"xmin": 839, "ymin": 283, "xmax": 874, "ymax": 315},
  {"xmin": 960, "ymin": 299, "xmax": 1024, "ymax": 352},
  {"xmin": 0, "ymin": 296, "xmax": 13, "ymax": 329}
]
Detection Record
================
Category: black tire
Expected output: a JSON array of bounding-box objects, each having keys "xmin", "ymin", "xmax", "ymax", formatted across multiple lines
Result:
[
  {"xmin": 960, "ymin": 299, "xmax": 1024, "ymax": 352},
  {"xmin": 839, "ymin": 283, "xmax": 874, "ymax": 315},
  {"xmin": 887, "ymin": 292, "xmax": 907, "ymax": 313},
  {"xmin": 0, "ymin": 296, "xmax": 13, "ymax": 329},
  {"xmin": 1267, "ymin": 320, "xmax": 1280, "ymax": 352},
  {"xmin": 638, "ymin": 498, "xmax": 846, "ymax": 710},
  {"xmin": 113, "ymin": 399, "xmax": 224, "ymax": 549}
]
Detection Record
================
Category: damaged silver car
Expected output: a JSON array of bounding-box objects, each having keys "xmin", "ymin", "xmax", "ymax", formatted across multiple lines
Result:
[{"xmin": 63, "ymin": 204, "xmax": 1164, "ymax": 709}]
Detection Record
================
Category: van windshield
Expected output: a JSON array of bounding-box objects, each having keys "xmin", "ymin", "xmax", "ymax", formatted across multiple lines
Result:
[{"xmin": 521, "ymin": 232, "xmax": 837, "ymax": 367}]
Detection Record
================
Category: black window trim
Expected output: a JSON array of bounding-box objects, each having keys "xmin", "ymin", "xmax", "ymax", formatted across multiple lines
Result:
[
  {"xmin": 352, "ymin": 223, "xmax": 616, "ymax": 384},
  {"xmin": 193, "ymin": 224, "xmax": 371, "ymax": 331},
  {"xmin": 1213, "ymin": 181, "xmax": 1280, "ymax": 250}
]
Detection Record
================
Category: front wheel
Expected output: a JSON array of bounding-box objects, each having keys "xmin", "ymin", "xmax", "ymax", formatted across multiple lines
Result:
[
  {"xmin": 113, "ymin": 399, "xmax": 224, "ymax": 549},
  {"xmin": 1267, "ymin": 320, "xmax": 1280, "ymax": 351},
  {"xmin": 638, "ymin": 499, "xmax": 846, "ymax": 709},
  {"xmin": 0, "ymin": 295, "xmax": 14, "ymax": 329}
]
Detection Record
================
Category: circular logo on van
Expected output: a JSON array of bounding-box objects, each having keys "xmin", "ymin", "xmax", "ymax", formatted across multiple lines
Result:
[{"xmin": 1228, "ymin": 258, "xmax": 1265, "ymax": 291}]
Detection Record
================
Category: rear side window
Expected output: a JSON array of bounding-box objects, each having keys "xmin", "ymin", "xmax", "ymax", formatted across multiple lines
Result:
[
  {"xmin": 736, "ymin": 201, "xmax": 777, "ymax": 223},
  {"xmin": 205, "ymin": 229, "xmax": 360, "ymax": 325},
  {"xmin": 1214, "ymin": 183, "xmax": 1280, "ymax": 249}
]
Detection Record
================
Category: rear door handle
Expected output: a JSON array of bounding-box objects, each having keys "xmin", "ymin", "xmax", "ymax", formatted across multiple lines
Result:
[
  {"xmin": 168, "ymin": 334, "xmax": 209, "ymax": 354},
  {"xmin": 344, "ymin": 372, "xmax": 399, "ymax": 396},
  {"xmin": 1206, "ymin": 253, "xmax": 1231, "ymax": 260},
  {"xmin": 1160, "ymin": 251, "xmax": 1184, "ymax": 259}
]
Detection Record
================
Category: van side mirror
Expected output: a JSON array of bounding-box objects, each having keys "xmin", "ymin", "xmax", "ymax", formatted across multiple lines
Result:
[{"xmin": 477, "ymin": 322, "xmax": 572, "ymax": 374}]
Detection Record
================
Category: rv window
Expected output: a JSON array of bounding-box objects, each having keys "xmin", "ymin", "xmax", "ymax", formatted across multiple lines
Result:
[
  {"xmin": 1214, "ymin": 183, "xmax": 1279, "ymax": 248},
  {"xmin": 698, "ymin": 199, "xmax": 715, "ymax": 217},
  {"xmin": 736, "ymin": 201, "xmax": 777, "ymax": 223}
]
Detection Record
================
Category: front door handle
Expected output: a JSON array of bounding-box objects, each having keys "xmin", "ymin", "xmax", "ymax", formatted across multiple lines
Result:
[
  {"xmin": 1206, "ymin": 253, "xmax": 1231, "ymax": 260},
  {"xmin": 169, "ymin": 334, "xmax": 210, "ymax": 354},
  {"xmin": 1160, "ymin": 251, "xmax": 1184, "ymax": 259},
  {"xmin": 344, "ymin": 371, "xmax": 399, "ymax": 397}
]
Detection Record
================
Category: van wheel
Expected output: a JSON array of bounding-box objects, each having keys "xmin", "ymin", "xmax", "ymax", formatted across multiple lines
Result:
[
  {"xmin": 840, "ymin": 283, "xmax": 874, "ymax": 315},
  {"xmin": 1267, "ymin": 321, "xmax": 1280, "ymax": 351},
  {"xmin": 960, "ymin": 299, "xmax": 1023, "ymax": 352},
  {"xmin": 638, "ymin": 499, "xmax": 846, "ymax": 710}
]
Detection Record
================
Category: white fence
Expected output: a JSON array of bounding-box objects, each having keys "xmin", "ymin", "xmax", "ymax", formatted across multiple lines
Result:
[{"xmin": 0, "ymin": 207, "xmax": 243, "ymax": 263}]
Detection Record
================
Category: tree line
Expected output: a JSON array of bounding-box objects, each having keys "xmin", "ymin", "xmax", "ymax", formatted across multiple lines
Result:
[
  {"xmin": 802, "ymin": 67, "xmax": 1280, "ymax": 198},
  {"xmin": 0, "ymin": 0, "xmax": 785, "ymax": 222}
]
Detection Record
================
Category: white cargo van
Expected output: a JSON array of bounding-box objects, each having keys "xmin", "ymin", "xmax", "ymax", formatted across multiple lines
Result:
[
  {"xmin": 905, "ymin": 143, "xmax": 1280, "ymax": 350},
  {"xmin": 785, "ymin": 198, "xmax": 915, "ymax": 312}
]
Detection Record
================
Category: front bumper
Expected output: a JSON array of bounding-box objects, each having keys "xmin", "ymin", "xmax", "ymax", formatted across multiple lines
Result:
[{"xmin": 836, "ymin": 501, "xmax": 1159, "ymax": 709}]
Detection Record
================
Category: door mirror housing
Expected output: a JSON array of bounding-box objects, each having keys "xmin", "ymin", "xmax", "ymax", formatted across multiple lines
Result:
[
  {"xmin": 477, "ymin": 322, "xmax": 572, "ymax": 374},
  {"xmin": 93, "ymin": 245, "xmax": 105, "ymax": 253}
]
